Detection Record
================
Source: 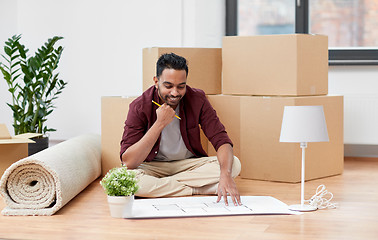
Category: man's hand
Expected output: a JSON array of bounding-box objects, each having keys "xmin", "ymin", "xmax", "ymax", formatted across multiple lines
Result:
[
  {"xmin": 155, "ymin": 103, "xmax": 176, "ymax": 128},
  {"xmin": 217, "ymin": 173, "xmax": 241, "ymax": 206},
  {"xmin": 122, "ymin": 103, "xmax": 175, "ymax": 169},
  {"xmin": 215, "ymin": 144, "xmax": 241, "ymax": 206}
]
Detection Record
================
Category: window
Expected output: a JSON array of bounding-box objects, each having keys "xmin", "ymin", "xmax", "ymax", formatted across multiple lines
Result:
[
  {"xmin": 226, "ymin": 0, "xmax": 378, "ymax": 65},
  {"xmin": 237, "ymin": 0, "xmax": 295, "ymax": 35}
]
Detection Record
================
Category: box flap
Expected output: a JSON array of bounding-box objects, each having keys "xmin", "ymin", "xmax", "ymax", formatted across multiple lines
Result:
[
  {"xmin": 0, "ymin": 124, "xmax": 12, "ymax": 139},
  {"xmin": 0, "ymin": 124, "xmax": 40, "ymax": 145},
  {"xmin": 14, "ymin": 133, "xmax": 43, "ymax": 139},
  {"xmin": 0, "ymin": 137, "xmax": 35, "ymax": 144}
]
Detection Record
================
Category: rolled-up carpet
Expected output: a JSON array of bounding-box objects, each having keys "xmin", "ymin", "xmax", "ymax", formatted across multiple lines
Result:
[{"xmin": 0, "ymin": 134, "xmax": 101, "ymax": 216}]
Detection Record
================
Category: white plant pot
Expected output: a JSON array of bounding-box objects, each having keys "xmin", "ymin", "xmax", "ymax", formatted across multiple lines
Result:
[{"xmin": 107, "ymin": 195, "xmax": 134, "ymax": 218}]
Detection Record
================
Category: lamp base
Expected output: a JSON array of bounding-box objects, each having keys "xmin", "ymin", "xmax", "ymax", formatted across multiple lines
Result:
[{"xmin": 289, "ymin": 204, "xmax": 317, "ymax": 212}]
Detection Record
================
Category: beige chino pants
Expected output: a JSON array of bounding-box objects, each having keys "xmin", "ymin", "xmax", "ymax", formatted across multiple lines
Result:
[{"xmin": 133, "ymin": 156, "xmax": 241, "ymax": 197}]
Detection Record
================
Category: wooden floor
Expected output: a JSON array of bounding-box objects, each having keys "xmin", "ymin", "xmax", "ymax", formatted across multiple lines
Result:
[{"xmin": 1, "ymin": 157, "xmax": 377, "ymax": 240}]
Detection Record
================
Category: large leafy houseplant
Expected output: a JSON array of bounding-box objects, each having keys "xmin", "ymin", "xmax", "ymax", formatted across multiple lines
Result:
[{"xmin": 0, "ymin": 35, "xmax": 67, "ymax": 135}]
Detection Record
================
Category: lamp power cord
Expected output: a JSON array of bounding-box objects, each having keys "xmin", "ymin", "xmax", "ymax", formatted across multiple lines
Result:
[{"xmin": 305, "ymin": 184, "xmax": 338, "ymax": 210}]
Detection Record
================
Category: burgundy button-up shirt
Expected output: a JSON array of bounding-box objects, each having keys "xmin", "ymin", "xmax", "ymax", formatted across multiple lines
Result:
[{"xmin": 120, "ymin": 85, "xmax": 233, "ymax": 162}]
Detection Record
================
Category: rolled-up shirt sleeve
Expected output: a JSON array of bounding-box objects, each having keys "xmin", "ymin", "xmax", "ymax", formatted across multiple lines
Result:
[
  {"xmin": 120, "ymin": 101, "xmax": 147, "ymax": 159},
  {"xmin": 199, "ymin": 94, "xmax": 233, "ymax": 152}
]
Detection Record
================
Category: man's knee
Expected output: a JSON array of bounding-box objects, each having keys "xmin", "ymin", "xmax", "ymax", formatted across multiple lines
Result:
[{"xmin": 232, "ymin": 156, "xmax": 241, "ymax": 178}]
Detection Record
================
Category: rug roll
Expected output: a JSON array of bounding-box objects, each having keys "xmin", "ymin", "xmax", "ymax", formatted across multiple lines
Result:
[{"xmin": 0, "ymin": 134, "xmax": 101, "ymax": 216}]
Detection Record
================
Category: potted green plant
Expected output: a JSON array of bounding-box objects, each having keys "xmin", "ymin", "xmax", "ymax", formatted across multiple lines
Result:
[
  {"xmin": 0, "ymin": 35, "xmax": 67, "ymax": 155},
  {"xmin": 100, "ymin": 167, "xmax": 139, "ymax": 218}
]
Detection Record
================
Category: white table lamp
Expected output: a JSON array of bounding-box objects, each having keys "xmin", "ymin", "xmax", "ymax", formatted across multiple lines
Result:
[{"xmin": 280, "ymin": 106, "xmax": 329, "ymax": 211}]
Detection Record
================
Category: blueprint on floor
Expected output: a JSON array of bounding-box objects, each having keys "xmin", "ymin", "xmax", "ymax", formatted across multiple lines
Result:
[{"xmin": 127, "ymin": 196, "xmax": 301, "ymax": 218}]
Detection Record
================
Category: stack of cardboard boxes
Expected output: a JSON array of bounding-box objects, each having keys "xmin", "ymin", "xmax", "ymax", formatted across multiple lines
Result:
[
  {"xmin": 102, "ymin": 34, "xmax": 344, "ymax": 182},
  {"xmin": 214, "ymin": 34, "xmax": 343, "ymax": 182}
]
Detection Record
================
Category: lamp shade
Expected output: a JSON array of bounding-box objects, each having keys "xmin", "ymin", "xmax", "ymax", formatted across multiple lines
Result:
[{"xmin": 280, "ymin": 106, "xmax": 329, "ymax": 143}]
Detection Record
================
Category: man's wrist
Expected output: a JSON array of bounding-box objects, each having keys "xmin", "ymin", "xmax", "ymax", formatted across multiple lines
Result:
[
  {"xmin": 220, "ymin": 169, "xmax": 232, "ymax": 177},
  {"xmin": 152, "ymin": 120, "xmax": 166, "ymax": 132}
]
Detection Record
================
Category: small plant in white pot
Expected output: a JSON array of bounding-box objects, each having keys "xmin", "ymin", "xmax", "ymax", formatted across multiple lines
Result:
[{"xmin": 100, "ymin": 167, "xmax": 139, "ymax": 218}]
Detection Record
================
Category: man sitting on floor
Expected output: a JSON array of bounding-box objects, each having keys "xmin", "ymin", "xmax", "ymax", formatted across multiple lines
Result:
[{"xmin": 120, "ymin": 53, "xmax": 241, "ymax": 205}]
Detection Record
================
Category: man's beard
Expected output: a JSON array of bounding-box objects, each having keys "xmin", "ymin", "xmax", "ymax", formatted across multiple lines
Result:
[{"xmin": 158, "ymin": 88, "xmax": 182, "ymax": 107}]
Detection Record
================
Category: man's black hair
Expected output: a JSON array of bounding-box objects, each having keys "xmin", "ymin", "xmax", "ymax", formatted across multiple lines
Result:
[{"xmin": 156, "ymin": 53, "xmax": 189, "ymax": 79}]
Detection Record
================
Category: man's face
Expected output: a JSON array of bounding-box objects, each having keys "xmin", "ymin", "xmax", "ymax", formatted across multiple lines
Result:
[{"xmin": 154, "ymin": 68, "xmax": 187, "ymax": 109}]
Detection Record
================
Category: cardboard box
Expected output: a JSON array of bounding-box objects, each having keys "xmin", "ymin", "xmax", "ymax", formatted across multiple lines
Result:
[
  {"xmin": 101, "ymin": 96, "xmax": 209, "ymax": 176},
  {"xmin": 200, "ymin": 128, "xmax": 208, "ymax": 156},
  {"xmin": 143, "ymin": 47, "xmax": 222, "ymax": 94},
  {"xmin": 207, "ymin": 95, "xmax": 241, "ymax": 158},
  {"xmin": 101, "ymin": 96, "xmax": 137, "ymax": 176},
  {"xmin": 0, "ymin": 124, "xmax": 40, "ymax": 177},
  {"xmin": 222, "ymin": 34, "xmax": 328, "ymax": 96},
  {"xmin": 239, "ymin": 95, "xmax": 344, "ymax": 182}
]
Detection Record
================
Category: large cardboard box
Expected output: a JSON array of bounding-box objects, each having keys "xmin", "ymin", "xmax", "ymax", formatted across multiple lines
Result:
[
  {"xmin": 101, "ymin": 96, "xmax": 137, "ymax": 176},
  {"xmin": 240, "ymin": 95, "xmax": 344, "ymax": 182},
  {"xmin": 207, "ymin": 95, "xmax": 241, "ymax": 158},
  {"xmin": 143, "ymin": 47, "xmax": 222, "ymax": 94},
  {"xmin": 222, "ymin": 34, "xmax": 328, "ymax": 96},
  {"xmin": 101, "ymin": 96, "xmax": 209, "ymax": 176},
  {"xmin": 0, "ymin": 124, "xmax": 40, "ymax": 177}
]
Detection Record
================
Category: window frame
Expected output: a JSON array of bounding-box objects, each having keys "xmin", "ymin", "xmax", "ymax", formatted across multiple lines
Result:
[{"xmin": 226, "ymin": 0, "xmax": 378, "ymax": 66}]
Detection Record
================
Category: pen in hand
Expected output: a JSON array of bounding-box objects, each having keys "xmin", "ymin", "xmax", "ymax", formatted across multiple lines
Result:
[{"xmin": 152, "ymin": 100, "xmax": 181, "ymax": 120}]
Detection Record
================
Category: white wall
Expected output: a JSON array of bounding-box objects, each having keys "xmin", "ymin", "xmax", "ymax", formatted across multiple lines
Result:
[
  {"xmin": 330, "ymin": 65, "xmax": 378, "ymax": 157},
  {"xmin": 328, "ymin": 66, "xmax": 378, "ymax": 145},
  {"xmin": 0, "ymin": 0, "xmax": 224, "ymax": 140},
  {"xmin": 0, "ymin": 0, "xmax": 17, "ymax": 133}
]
